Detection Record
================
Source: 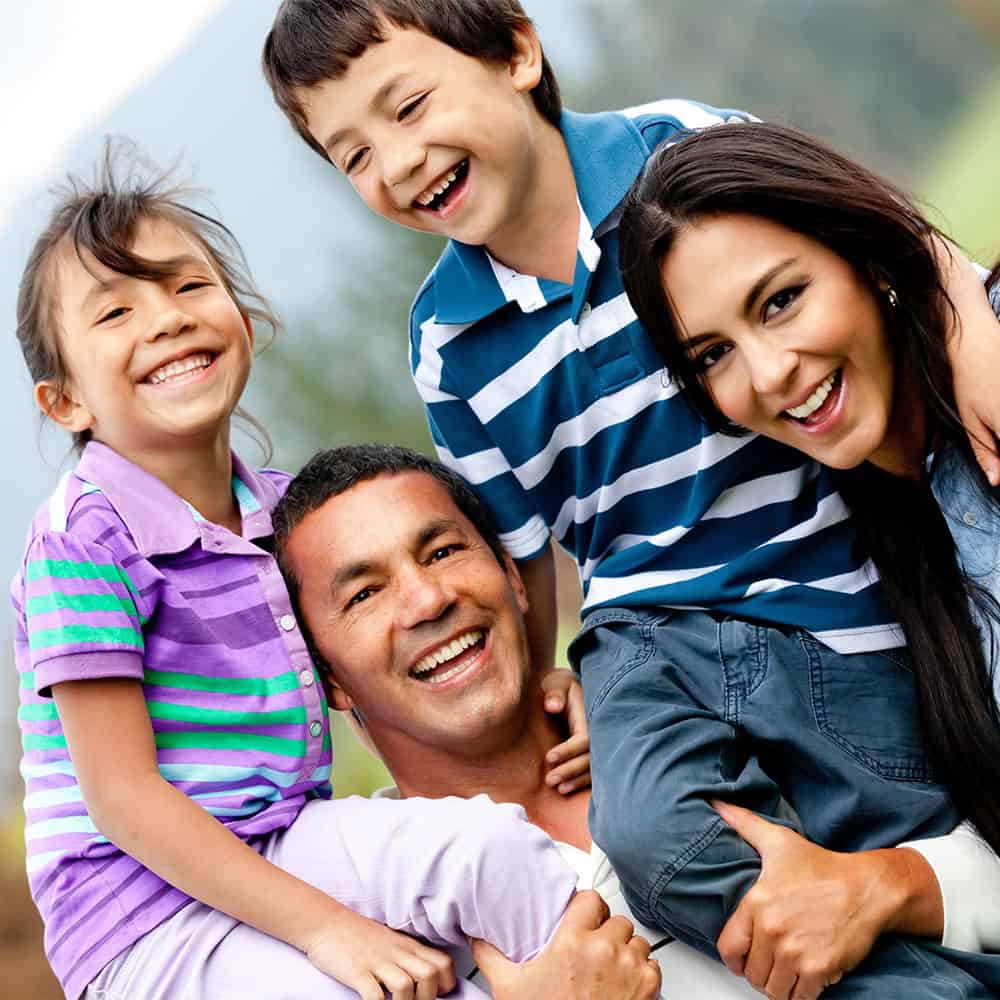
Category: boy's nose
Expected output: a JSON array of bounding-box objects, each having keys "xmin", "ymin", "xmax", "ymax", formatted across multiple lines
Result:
[{"xmin": 383, "ymin": 142, "xmax": 427, "ymax": 193}]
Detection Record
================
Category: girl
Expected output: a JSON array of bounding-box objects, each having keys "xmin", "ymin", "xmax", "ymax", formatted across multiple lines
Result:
[
  {"xmin": 619, "ymin": 121, "xmax": 1000, "ymax": 999},
  {"xmin": 11, "ymin": 149, "xmax": 602, "ymax": 1000}
]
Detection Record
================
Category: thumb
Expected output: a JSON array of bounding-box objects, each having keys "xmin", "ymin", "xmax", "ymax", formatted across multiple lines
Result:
[
  {"xmin": 966, "ymin": 418, "xmax": 1000, "ymax": 486},
  {"xmin": 470, "ymin": 938, "xmax": 510, "ymax": 981},
  {"xmin": 712, "ymin": 800, "xmax": 786, "ymax": 855}
]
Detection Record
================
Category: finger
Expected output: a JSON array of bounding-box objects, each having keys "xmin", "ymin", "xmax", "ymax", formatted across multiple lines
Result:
[
  {"xmin": 469, "ymin": 938, "xmax": 508, "ymax": 981},
  {"xmin": 741, "ymin": 922, "xmax": 776, "ymax": 993},
  {"xmin": 558, "ymin": 772, "xmax": 592, "ymax": 795},
  {"xmin": 540, "ymin": 667, "xmax": 574, "ymax": 698},
  {"xmin": 546, "ymin": 733, "xmax": 588, "ymax": 766},
  {"xmin": 544, "ymin": 690, "xmax": 566, "ymax": 714},
  {"xmin": 546, "ymin": 752, "xmax": 590, "ymax": 786},
  {"xmin": 352, "ymin": 973, "xmax": 386, "ymax": 1000},
  {"xmin": 560, "ymin": 889, "xmax": 611, "ymax": 931},
  {"xmin": 764, "ymin": 959, "xmax": 800, "ymax": 1000},
  {"xmin": 966, "ymin": 417, "xmax": 1000, "ymax": 485},
  {"xmin": 643, "ymin": 957, "xmax": 663, "ymax": 999},
  {"xmin": 627, "ymin": 934, "xmax": 652, "ymax": 961},
  {"xmin": 596, "ymin": 913, "xmax": 636, "ymax": 945},
  {"xmin": 410, "ymin": 944, "xmax": 455, "ymax": 995},
  {"xmin": 564, "ymin": 679, "xmax": 588, "ymax": 740},
  {"xmin": 711, "ymin": 800, "xmax": 784, "ymax": 855},
  {"xmin": 375, "ymin": 964, "xmax": 414, "ymax": 1000},
  {"xmin": 716, "ymin": 902, "xmax": 753, "ymax": 976},
  {"xmin": 396, "ymin": 954, "xmax": 445, "ymax": 1000}
]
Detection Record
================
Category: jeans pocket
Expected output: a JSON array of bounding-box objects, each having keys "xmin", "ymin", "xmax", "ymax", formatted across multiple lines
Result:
[{"xmin": 804, "ymin": 636, "xmax": 934, "ymax": 782}]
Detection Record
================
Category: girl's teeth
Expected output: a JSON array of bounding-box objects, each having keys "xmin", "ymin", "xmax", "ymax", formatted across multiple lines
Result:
[
  {"xmin": 786, "ymin": 372, "xmax": 837, "ymax": 420},
  {"xmin": 147, "ymin": 353, "xmax": 212, "ymax": 385}
]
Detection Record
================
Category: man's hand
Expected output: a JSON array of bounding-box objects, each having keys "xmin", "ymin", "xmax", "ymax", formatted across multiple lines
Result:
[
  {"xmin": 472, "ymin": 891, "xmax": 661, "ymax": 1000},
  {"xmin": 306, "ymin": 908, "xmax": 455, "ymax": 1000},
  {"xmin": 713, "ymin": 802, "xmax": 920, "ymax": 1000},
  {"xmin": 541, "ymin": 668, "xmax": 591, "ymax": 794}
]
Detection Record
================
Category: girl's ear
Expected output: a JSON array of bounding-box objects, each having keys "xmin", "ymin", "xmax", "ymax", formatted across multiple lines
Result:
[
  {"xmin": 509, "ymin": 24, "xmax": 544, "ymax": 94},
  {"xmin": 34, "ymin": 380, "xmax": 95, "ymax": 434},
  {"xmin": 241, "ymin": 310, "xmax": 255, "ymax": 352},
  {"xmin": 327, "ymin": 678, "xmax": 355, "ymax": 714}
]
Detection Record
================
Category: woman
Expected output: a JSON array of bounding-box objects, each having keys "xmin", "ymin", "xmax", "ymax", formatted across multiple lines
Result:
[{"xmin": 618, "ymin": 121, "xmax": 1000, "ymax": 998}]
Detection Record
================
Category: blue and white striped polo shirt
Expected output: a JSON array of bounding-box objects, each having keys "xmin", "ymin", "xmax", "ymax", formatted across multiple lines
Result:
[{"xmin": 410, "ymin": 100, "xmax": 901, "ymax": 654}]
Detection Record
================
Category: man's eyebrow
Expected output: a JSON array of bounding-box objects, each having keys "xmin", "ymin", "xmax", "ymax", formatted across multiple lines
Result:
[
  {"xmin": 416, "ymin": 518, "xmax": 462, "ymax": 550},
  {"xmin": 322, "ymin": 73, "xmax": 408, "ymax": 155}
]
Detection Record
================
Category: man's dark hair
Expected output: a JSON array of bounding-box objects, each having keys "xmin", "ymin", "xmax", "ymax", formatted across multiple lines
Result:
[
  {"xmin": 262, "ymin": 0, "xmax": 562, "ymax": 159},
  {"xmin": 274, "ymin": 444, "xmax": 507, "ymax": 669}
]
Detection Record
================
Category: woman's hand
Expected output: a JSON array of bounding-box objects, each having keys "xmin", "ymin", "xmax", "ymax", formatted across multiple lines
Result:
[
  {"xmin": 541, "ymin": 668, "xmax": 591, "ymax": 794},
  {"xmin": 306, "ymin": 908, "xmax": 455, "ymax": 1000},
  {"xmin": 713, "ymin": 801, "xmax": 919, "ymax": 1000}
]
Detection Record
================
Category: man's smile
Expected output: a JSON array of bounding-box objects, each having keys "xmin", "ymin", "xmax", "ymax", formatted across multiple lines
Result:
[{"xmin": 409, "ymin": 627, "xmax": 488, "ymax": 685}]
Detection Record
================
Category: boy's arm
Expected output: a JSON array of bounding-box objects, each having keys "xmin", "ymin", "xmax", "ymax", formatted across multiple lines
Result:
[
  {"xmin": 519, "ymin": 542, "xmax": 558, "ymax": 674},
  {"xmin": 53, "ymin": 677, "xmax": 455, "ymax": 1000},
  {"xmin": 937, "ymin": 237, "xmax": 1000, "ymax": 483}
]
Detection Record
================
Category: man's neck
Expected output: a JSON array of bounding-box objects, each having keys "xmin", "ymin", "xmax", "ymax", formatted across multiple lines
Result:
[{"xmin": 390, "ymin": 706, "xmax": 592, "ymax": 851}]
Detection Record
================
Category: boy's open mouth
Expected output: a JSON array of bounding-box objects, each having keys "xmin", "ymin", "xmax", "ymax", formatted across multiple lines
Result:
[
  {"xmin": 414, "ymin": 159, "xmax": 469, "ymax": 213},
  {"xmin": 410, "ymin": 628, "xmax": 486, "ymax": 685}
]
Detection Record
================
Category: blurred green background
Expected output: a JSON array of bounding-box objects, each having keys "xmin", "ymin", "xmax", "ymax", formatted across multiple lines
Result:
[{"xmin": 3, "ymin": 1, "xmax": 1000, "ymax": 995}]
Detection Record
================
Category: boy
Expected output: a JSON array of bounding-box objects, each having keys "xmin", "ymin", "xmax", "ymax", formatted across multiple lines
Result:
[{"xmin": 262, "ymin": 3, "xmax": 1000, "ymax": 995}]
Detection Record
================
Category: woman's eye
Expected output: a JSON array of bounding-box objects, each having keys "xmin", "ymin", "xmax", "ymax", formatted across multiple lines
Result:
[
  {"xmin": 96, "ymin": 306, "xmax": 128, "ymax": 324},
  {"xmin": 762, "ymin": 286, "xmax": 804, "ymax": 321},
  {"xmin": 695, "ymin": 343, "xmax": 732, "ymax": 371},
  {"xmin": 397, "ymin": 94, "xmax": 427, "ymax": 121}
]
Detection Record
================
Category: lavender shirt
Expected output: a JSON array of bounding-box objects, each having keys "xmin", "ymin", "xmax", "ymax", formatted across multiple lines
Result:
[{"xmin": 12, "ymin": 442, "xmax": 330, "ymax": 999}]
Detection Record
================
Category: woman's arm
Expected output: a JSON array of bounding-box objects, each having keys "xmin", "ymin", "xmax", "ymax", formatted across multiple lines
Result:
[{"xmin": 53, "ymin": 677, "xmax": 455, "ymax": 1000}]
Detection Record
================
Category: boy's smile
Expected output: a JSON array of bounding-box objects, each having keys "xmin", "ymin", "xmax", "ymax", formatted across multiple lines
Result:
[{"xmin": 296, "ymin": 23, "xmax": 558, "ymax": 261}]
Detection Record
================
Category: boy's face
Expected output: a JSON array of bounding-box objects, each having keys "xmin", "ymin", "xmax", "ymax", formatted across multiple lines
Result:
[{"xmin": 296, "ymin": 23, "xmax": 546, "ymax": 250}]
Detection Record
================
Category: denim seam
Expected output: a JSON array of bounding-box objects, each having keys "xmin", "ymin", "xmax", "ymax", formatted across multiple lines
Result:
[
  {"xmin": 801, "ymin": 633, "xmax": 933, "ymax": 782},
  {"xmin": 585, "ymin": 617, "xmax": 658, "ymax": 717},
  {"xmin": 896, "ymin": 940, "xmax": 967, "ymax": 998}
]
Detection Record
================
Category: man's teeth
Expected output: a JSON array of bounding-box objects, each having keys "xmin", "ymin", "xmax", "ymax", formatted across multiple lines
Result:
[
  {"xmin": 417, "ymin": 169, "xmax": 459, "ymax": 207},
  {"xmin": 146, "ymin": 353, "xmax": 213, "ymax": 385},
  {"xmin": 785, "ymin": 372, "xmax": 838, "ymax": 420},
  {"xmin": 412, "ymin": 630, "xmax": 483, "ymax": 680}
]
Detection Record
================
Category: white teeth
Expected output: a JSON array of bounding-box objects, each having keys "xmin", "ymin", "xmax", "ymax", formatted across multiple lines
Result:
[
  {"xmin": 146, "ymin": 353, "xmax": 212, "ymax": 385},
  {"xmin": 785, "ymin": 372, "xmax": 837, "ymax": 420},
  {"xmin": 412, "ymin": 630, "xmax": 483, "ymax": 677},
  {"xmin": 417, "ymin": 167, "xmax": 460, "ymax": 207}
]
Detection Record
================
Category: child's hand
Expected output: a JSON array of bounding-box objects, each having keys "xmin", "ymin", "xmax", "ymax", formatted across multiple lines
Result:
[
  {"xmin": 306, "ymin": 908, "xmax": 455, "ymax": 1000},
  {"xmin": 541, "ymin": 668, "xmax": 590, "ymax": 794}
]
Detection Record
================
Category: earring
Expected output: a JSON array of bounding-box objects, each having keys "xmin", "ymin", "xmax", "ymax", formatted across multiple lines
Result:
[{"xmin": 886, "ymin": 287, "xmax": 899, "ymax": 308}]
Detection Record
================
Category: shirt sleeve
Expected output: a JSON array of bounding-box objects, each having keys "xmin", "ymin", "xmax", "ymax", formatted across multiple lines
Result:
[
  {"xmin": 628, "ymin": 98, "xmax": 759, "ymax": 151},
  {"xmin": 410, "ymin": 304, "xmax": 551, "ymax": 562},
  {"xmin": 22, "ymin": 530, "xmax": 148, "ymax": 695},
  {"xmin": 902, "ymin": 822, "xmax": 1000, "ymax": 952}
]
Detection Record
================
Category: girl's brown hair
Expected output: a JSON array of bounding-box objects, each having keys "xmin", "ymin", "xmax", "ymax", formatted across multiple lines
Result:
[{"xmin": 16, "ymin": 139, "xmax": 278, "ymax": 455}]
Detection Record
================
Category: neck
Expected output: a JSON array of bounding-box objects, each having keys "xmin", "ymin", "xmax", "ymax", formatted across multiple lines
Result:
[
  {"xmin": 867, "ymin": 366, "xmax": 927, "ymax": 480},
  {"xmin": 485, "ymin": 120, "xmax": 580, "ymax": 286},
  {"xmin": 385, "ymin": 697, "xmax": 591, "ymax": 851},
  {"xmin": 110, "ymin": 429, "xmax": 242, "ymax": 534}
]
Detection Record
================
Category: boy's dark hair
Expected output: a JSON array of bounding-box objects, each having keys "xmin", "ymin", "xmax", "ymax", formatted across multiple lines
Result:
[
  {"xmin": 262, "ymin": 0, "xmax": 562, "ymax": 159},
  {"xmin": 274, "ymin": 443, "xmax": 507, "ymax": 669},
  {"xmin": 17, "ymin": 138, "xmax": 277, "ymax": 455}
]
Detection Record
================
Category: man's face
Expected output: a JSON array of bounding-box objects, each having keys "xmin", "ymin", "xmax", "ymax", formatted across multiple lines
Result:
[{"xmin": 283, "ymin": 471, "xmax": 535, "ymax": 756}]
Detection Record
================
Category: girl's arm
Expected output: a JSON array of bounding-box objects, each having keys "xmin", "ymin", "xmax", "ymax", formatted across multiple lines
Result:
[
  {"xmin": 938, "ymin": 239, "xmax": 1000, "ymax": 484},
  {"xmin": 53, "ymin": 677, "xmax": 455, "ymax": 1000}
]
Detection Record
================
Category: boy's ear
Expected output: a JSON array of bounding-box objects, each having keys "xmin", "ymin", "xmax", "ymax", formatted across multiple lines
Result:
[
  {"xmin": 508, "ymin": 24, "xmax": 544, "ymax": 94},
  {"xmin": 34, "ymin": 380, "xmax": 95, "ymax": 434}
]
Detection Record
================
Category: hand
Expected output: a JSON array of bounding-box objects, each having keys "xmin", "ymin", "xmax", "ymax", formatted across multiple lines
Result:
[
  {"xmin": 937, "ymin": 239, "xmax": 1000, "ymax": 484},
  {"xmin": 306, "ymin": 908, "xmax": 455, "ymax": 1000},
  {"xmin": 472, "ymin": 890, "xmax": 661, "ymax": 1000},
  {"xmin": 713, "ymin": 801, "xmax": 900, "ymax": 1000},
  {"xmin": 541, "ymin": 668, "xmax": 591, "ymax": 794}
]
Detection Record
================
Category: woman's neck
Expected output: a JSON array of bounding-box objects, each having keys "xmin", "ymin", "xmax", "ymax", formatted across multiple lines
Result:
[{"xmin": 866, "ymin": 367, "xmax": 928, "ymax": 480}]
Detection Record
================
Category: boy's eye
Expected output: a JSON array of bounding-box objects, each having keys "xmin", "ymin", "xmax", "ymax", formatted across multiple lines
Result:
[
  {"xmin": 694, "ymin": 342, "xmax": 732, "ymax": 372},
  {"xmin": 397, "ymin": 94, "xmax": 427, "ymax": 121},
  {"xmin": 762, "ymin": 285, "xmax": 805, "ymax": 322},
  {"xmin": 96, "ymin": 306, "xmax": 129, "ymax": 325},
  {"xmin": 344, "ymin": 148, "xmax": 369, "ymax": 174}
]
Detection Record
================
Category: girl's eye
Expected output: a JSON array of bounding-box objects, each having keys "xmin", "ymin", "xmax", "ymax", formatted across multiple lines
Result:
[
  {"xmin": 178, "ymin": 280, "xmax": 211, "ymax": 293},
  {"xmin": 96, "ymin": 306, "xmax": 129, "ymax": 325},
  {"xmin": 762, "ymin": 285, "xmax": 804, "ymax": 322},
  {"xmin": 397, "ymin": 94, "xmax": 427, "ymax": 121},
  {"xmin": 694, "ymin": 342, "xmax": 732, "ymax": 372}
]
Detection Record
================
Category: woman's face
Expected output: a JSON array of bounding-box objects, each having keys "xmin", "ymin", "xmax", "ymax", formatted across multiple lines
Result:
[{"xmin": 660, "ymin": 213, "xmax": 903, "ymax": 472}]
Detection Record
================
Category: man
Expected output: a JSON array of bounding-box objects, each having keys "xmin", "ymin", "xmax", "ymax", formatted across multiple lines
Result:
[{"xmin": 273, "ymin": 443, "xmax": 758, "ymax": 998}]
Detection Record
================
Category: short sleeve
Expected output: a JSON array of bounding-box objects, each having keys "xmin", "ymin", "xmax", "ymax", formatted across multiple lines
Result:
[{"xmin": 22, "ymin": 531, "xmax": 148, "ymax": 694}]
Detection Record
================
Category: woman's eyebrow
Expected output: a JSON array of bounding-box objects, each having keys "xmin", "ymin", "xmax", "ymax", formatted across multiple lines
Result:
[{"xmin": 743, "ymin": 257, "xmax": 797, "ymax": 315}]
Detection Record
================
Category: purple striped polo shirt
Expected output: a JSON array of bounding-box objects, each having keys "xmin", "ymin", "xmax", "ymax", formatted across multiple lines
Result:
[{"xmin": 11, "ymin": 441, "xmax": 332, "ymax": 999}]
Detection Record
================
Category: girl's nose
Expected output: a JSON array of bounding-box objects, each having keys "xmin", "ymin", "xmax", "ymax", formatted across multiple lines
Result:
[{"xmin": 146, "ymin": 307, "xmax": 195, "ymax": 341}]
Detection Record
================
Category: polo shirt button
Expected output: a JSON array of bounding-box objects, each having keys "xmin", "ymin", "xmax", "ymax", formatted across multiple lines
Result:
[
  {"xmin": 279, "ymin": 614, "xmax": 296, "ymax": 632},
  {"xmin": 963, "ymin": 511, "xmax": 978, "ymax": 526},
  {"xmin": 580, "ymin": 302, "xmax": 592, "ymax": 320},
  {"xmin": 309, "ymin": 720, "xmax": 323, "ymax": 738},
  {"xmin": 300, "ymin": 669, "xmax": 315, "ymax": 687}
]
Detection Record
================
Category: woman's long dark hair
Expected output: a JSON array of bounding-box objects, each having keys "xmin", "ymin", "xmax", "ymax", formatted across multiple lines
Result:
[{"xmin": 619, "ymin": 121, "xmax": 1000, "ymax": 855}]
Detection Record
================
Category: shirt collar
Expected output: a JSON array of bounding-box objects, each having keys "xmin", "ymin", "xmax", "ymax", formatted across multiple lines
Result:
[
  {"xmin": 74, "ymin": 441, "xmax": 282, "ymax": 557},
  {"xmin": 432, "ymin": 109, "xmax": 649, "ymax": 326}
]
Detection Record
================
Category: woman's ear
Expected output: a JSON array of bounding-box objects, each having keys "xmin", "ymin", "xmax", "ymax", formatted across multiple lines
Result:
[{"xmin": 34, "ymin": 380, "xmax": 94, "ymax": 434}]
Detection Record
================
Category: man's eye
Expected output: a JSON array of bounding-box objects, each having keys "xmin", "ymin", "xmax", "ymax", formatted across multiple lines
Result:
[
  {"xmin": 694, "ymin": 342, "xmax": 732, "ymax": 371},
  {"xmin": 96, "ymin": 306, "xmax": 129, "ymax": 324},
  {"xmin": 346, "ymin": 586, "xmax": 374, "ymax": 609},
  {"xmin": 429, "ymin": 544, "xmax": 459, "ymax": 562},
  {"xmin": 762, "ymin": 286, "xmax": 804, "ymax": 321},
  {"xmin": 397, "ymin": 94, "xmax": 427, "ymax": 121}
]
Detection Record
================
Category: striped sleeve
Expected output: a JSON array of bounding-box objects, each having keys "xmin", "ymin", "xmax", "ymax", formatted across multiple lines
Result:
[
  {"xmin": 411, "ymin": 305, "xmax": 551, "ymax": 561},
  {"xmin": 625, "ymin": 98, "xmax": 758, "ymax": 151},
  {"xmin": 23, "ymin": 531, "xmax": 147, "ymax": 694}
]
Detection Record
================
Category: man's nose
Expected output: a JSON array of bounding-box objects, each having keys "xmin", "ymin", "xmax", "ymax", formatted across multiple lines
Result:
[{"xmin": 396, "ymin": 565, "xmax": 454, "ymax": 629}]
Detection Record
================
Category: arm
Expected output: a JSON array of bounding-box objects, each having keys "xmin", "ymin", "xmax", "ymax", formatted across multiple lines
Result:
[
  {"xmin": 53, "ymin": 678, "xmax": 454, "ymax": 1000},
  {"xmin": 519, "ymin": 542, "xmax": 558, "ymax": 674},
  {"xmin": 937, "ymin": 237, "xmax": 1000, "ymax": 484}
]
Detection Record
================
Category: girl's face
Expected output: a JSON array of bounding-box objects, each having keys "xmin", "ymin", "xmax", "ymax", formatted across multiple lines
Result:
[
  {"xmin": 660, "ymin": 213, "xmax": 907, "ymax": 473},
  {"xmin": 39, "ymin": 216, "xmax": 253, "ymax": 463}
]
